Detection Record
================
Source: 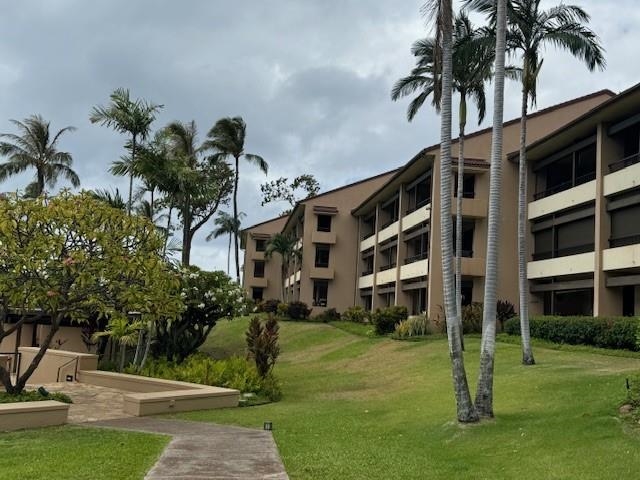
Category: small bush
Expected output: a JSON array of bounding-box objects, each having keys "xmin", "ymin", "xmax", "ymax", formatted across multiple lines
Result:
[
  {"xmin": 372, "ymin": 306, "xmax": 408, "ymax": 335},
  {"xmin": 393, "ymin": 315, "xmax": 430, "ymax": 339},
  {"xmin": 258, "ymin": 299, "xmax": 280, "ymax": 314},
  {"xmin": 496, "ymin": 300, "xmax": 516, "ymax": 331},
  {"xmin": 0, "ymin": 390, "xmax": 73, "ymax": 404},
  {"xmin": 246, "ymin": 315, "xmax": 280, "ymax": 377},
  {"xmin": 342, "ymin": 305, "xmax": 371, "ymax": 324},
  {"xmin": 286, "ymin": 301, "xmax": 312, "ymax": 320},
  {"xmin": 461, "ymin": 302, "xmax": 483, "ymax": 334},
  {"xmin": 312, "ymin": 308, "xmax": 341, "ymax": 323},
  {"xmin": 277, "ymin": 302, "xmax": 289, "ymax": 317},
  {"xmin": 504, "ymin": 316, "xmax": 640, "ymax": 351}
]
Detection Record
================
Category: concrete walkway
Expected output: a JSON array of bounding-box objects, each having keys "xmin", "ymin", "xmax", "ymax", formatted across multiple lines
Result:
[{"xmin": 87, "ymin": 417, "xmax": 289, "ymax": 480}]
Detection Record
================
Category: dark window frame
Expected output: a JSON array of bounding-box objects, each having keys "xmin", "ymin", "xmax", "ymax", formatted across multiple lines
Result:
[
  {"xmin": 317, "ymin": 214, "xmax": 332, "ymax": 232},
  {"xmin": 313, "ymin": 280, "xmax": 329, "ymax": 307},
  {"xmin": 314, "ymin": 244, "xmax": 330, "ymax": 268}
]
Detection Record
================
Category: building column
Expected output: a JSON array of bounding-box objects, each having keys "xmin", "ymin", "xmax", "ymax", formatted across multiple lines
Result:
[{"xmin": 370, "ymin": 203, "xmax": 381, "ymax": 310}]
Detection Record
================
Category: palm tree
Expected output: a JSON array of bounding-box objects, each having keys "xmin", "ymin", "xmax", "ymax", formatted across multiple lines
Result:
[
  {"xmin": 421, "ymin": 0, "xmax": 478, "ymax": 423},
  {"xmin": 90, "ymin": 88, "xmax": 162, "ymax": 215},
  {"xmin": 94, "ymin": 316, "xmax": 143, "ymax": 372},
  {"xmin": 205, "ymin": 117, "xmax": 268, "ymax": 282},
  {"xmin": 207, "ymin": 211, "xmax": 246, "ymax": 275},
  {"xmin": 0, "ymin": 115, "xmax": 79, "ymax": 197},
  {"xmin": 90, "ymin": 188, "xmax": 127, "ymax": 210},
  {"xmin": 473, "ymin": 0, "xmax": 508, "ymax": 419},
  {"xmin": 265, "ymin": 233, "xmax": 300, "ymax": 302},
  {"xmin": 392, "ymin": 12, "xmax": 493, "ymax": 339},
  {"xmin": 468, "ymin": 0, "xmax": 605, "ymax": 367}
]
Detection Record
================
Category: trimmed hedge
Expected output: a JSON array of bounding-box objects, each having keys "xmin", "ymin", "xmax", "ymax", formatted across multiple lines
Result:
[{"xmin": 504, "ymin": 316, "xmax": 640, "ymax": 351}]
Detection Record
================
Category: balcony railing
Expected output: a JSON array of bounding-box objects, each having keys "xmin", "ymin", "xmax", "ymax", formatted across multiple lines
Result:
[
  {"xmin": 533, "ymin": 171, "xmax": 596, "ymax": 200},
  {"xmin": 405, "ymin": 197, "xmax": 431, "ymax": 214},
  {"xmin": 361, "ymin": 231, "xmax": 375, "ymax": 241},
  {"xmin": 379, "ymin": 262, "xmax": 397, "ymax": 271},
  {"xmin": 361, "ymin": 269, "xmax": 374, "ymax": 276},
  {"xmin": 532, "ymin": 243, "xmax": 595, "ymax": 261},
  {"xmin": 380, "ymin": 217, "xmax": 399, "ymax": 230},
  {"xmin": 609, "ymin": 234, "xmax": 640, "ymax": 248},
  {"xmin": 609, "ymin": 153, "xmax": 640, "ymax": 173},
  {"xmin": 404, "ymin": 252, "xmax": 428, "ymax": 264}
]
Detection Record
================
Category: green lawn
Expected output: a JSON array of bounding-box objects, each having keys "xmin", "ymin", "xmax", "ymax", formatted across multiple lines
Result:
[
  {"xmin": 0, "ymin": 426, "xmax": 168, "ymax": 480},
  {"xmin": 188, "ymin": 317, "xmax": 640, "ymax": 479}
]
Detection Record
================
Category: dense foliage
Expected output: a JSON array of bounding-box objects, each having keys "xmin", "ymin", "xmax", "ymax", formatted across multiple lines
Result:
[
  {"xmin": 341, "ymin": 305, "xmax": 371, "ymax": 324},
  {"xmin": 372, "ymin": 306, "xmax": 409, "ymax": 335},
  {"xmin": 0, "ymin": 192, "xmax": 182, "ymax": 394},
  {"xmin": 393, "ymin": 315, "xmax": 431, "ymax": 339},
  {"xmin": 285, "ymin": 301, "xmax": 312, "ymax": 320},
  {"xmin": 132, "ymin": 354, "xmax": 281, "ymax": 401},
  {"xmin": 0, "ymin": 390, "xmax": 72, "ymax": 404},
  {"xmin": 153, "ymin": 267, "xmax": 247, "ymax": 362},
  {"xmin": 504, "ymin": 316, "xmax": 640, "ymax": 351}
]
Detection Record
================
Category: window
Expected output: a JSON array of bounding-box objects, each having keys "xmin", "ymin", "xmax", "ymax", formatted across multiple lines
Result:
[
  {"xmin": 410, "ymin": 288, "xmax": 427, "ymax": 315},
  {"xmin": 532, "ymin": 206, "xmax": 595, "ymax": 260},
  {"xmin": 379, "ymin": 245, "xmax": 397, "ymax": 270},
  {"xmin": 405, "ymin": 233, "xmax": 428, "ymax": 264},
  {"xmin": 313, "ymin": 280, "xmax": 328, "ymax": 307},
  {"xmin": 255, "ymin": 239, "xmax": 266, "ymax": 252},
  {"xmin": 252, "ymin": 287, "xmax": 264, "ymax": 301},
  {"xmin": 610, "ymin": 203, "xmax": 640, "ymax": 247},
  {"xmin": 361, "ymin": 252, "xmax": 374, "ymax": 276},
  {"xmin": 452, "ymin": 219, "xmax": 474, "ymax": 257},
  {"xmin": 362, "ymin": 215, "xmax": 376, "ymax": 239},
  {"xmin": 623, "ymin": 286, "xmax": 635, "ymax": 317},
  {"xmin": 317, "ymin": 215, "xmax": 332, "ymax": 232},
  {"xmin": 534, "ymin": 142, "xmax": 597, "ymax": 199},
  {"xmin": 253, "ymin": 260, "xmax": 265, "ymax": 278},
  {"xmin": 315, "ymin": 244, "xmax": 330, "ymax": 268},
  {"xmin": 543, "ymin": 289, "xmax": 593, "ymax": 316},
  {"xmin": 361, "ymin": 294, "xmax": 373, "ymax": 311},
  {"xmin": 406, "ymin": 175, "xmax": 432, "ymax": 212},
  {"xmin": 454, "ymin": 174, "xmax": 475, "ymax": 199},
  {"xmin": 381, "ymin": 197, "xmax": 399, "ymax": 227},
  {"xmin": 461, "ymin": 280, "xmax": 473, "ymax": 306}
]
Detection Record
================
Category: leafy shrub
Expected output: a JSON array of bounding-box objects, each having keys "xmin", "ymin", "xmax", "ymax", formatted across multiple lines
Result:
[
  {"xmin": 153, "ymin": 267, "xmax": 248, "ymax": 362},
  {"xmin": 286, "ymin": 301, "xmax": 312, "ymax": 320},
  {"xmin": 393, "ymin": 315, "xmax": 430, "ymax": 339},
  {"xmin": 461, "ymin": 302, "xmax": 484, "ymax": 334},
  {"xmin": 342, "ymin": 305, "xmax": 371, "ymax": 324},
  {"xmin": 312, "ymin": 308, "xmax": 341, "ymax": 323},
  {"xmin": 0, "ymin": 390, "xmax": 73, "ymax": 404},
  {"xmin": 258, "ymin": 299, "xmax": 280, "ymax": 314},
  {"xmin": 496, "ymin": 300, "xmax": 516, "ymax": 331},
  {"xmin": 277, "ymin": 302, "xmax": 289, "ymax": 317},
  {"xmin": 133, "ymin": 354, "xmax": 282, "ymax": 401},
  {"xmin": 504, "ymin": 316, "xmax": 640, "ymax": 351},
  {"xmin": 372, "ymin": 306, "xmax": 408, "ymax": 335},
  {"xmin": 246, "ymin": 316, "xmax": 280, "ymax": 377}
]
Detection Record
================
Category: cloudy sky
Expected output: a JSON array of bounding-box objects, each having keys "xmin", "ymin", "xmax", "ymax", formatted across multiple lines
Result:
[{"xmin": 1, "ymin": 0, "xmax": 638, "ymax": 271}]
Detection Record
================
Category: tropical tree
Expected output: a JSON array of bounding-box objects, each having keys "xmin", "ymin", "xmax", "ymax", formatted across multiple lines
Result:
[
  {"xmin": 206, "ymin": 117, "xmax": 268, "ymax": 282},
  {"xmin": 392, "ymin": 11, "xmax": 494, "ymax": 334},
  {"xmin": 473, "ymin": 0, "xmax": 508, "ymax": 419},
  {"xmin": 0, "ymin": 115, "xmax": 79, "ymax": 197},
  {"xmin": 90, "ymin": 88, "xmax": 163, "ymax": 214},
  {"xmin": 90, "ymin": 188, "xmax": 127, "ymax": 210},
  {"xmin": 419, "ymin": 0, "xmax": 478, "ymax": 423},
  {"xmin": 207, "ymin": 211, "xmax": 246, "ymax": 275},
  {"xmin": 94, "ymin": 317, "xmax": 144, "ymax": 372},
  {"xmin": 260, "ymin": 174, "xmax": 320, "ymax": 214},
  {"xmin": 467, "ymin": 0, "xmax": 605, "ymax": 367},
  {"xmin": 265, "ymin": 233, "xmax": 301, "ymax": 302},
  {"xmin": 163, "ymin": 120, "xmax": 234, "ymax": 266}
]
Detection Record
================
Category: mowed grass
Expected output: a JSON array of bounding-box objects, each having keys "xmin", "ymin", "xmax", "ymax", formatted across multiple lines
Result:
[
  {"xmin": 0, "ymin": 426, "xmax": 168, "ymax": 480},
  {"xmin": 187, "ymin": 317, "xmax": 640, "ymax": 480}
]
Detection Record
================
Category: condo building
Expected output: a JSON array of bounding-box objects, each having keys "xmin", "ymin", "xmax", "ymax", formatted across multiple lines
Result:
[{"xmin": 242, "ymin": 87, "xmax": 622, "ymax": 318}]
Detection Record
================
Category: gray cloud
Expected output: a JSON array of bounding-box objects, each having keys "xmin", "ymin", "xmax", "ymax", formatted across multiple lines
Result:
[{"xmin": 0, "ymin": 0, "xmax": 635, "ymax": 271}]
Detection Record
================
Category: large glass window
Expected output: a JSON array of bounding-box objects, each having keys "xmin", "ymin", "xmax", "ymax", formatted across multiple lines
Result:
[
  {"xmin": 252, "ymin": 287, "xmax": 264, "ymax": 301},
  {"xmin": 255, "ymin": 239, "xmax": 266, "ymax": 252},
  {"xmin": 317, "ymin": 215, "xmax": 332, "ymax": 232},
  {"xmin": 406, "ymin": 176, "xmax": 431, "ymax": 213},
  {"xmin": 379, "ymin": 245, "xmax": 397, "ymax": 270},
  {"xmin": 410, "ymin": 288, "xmax": 427, "ymax": 315},
  {"xmin": 454, "ymin": 173, "xmax": 476, "ymax": 199},
  {"xmin": 314, "ymin": 244, "xmax": 330, "ymax": 268},
  {"xmin": 361, "ymin": 252, "xmax": 374, "ymax": 276},
  {"xmin": 543, "ymin": 289, "xmax": 593, "ymax": 316},
  {"xmin": 532, "ymin": 207, "xmax": 595, "ymax": 260},
  {"xmin": 535, "ymin": 143, "xmax": 596, "ymax": 199},
  {"xmin": 381, "ymin": 197, "xmax": 399, "ymax": 227},
  {"xmin": 313, "ymin": 280, "xmax": 329, "ymax": 307},
  {"xmin": 610, "ymin": 204, "xmax": 640, "ymax": 247},
  {"xmin": 362, "ymin": 215, "xmax": 376, "ymax": 239},
  {"xmin": 405, "ymin": 232, "xmax": 428, "ymax": 264}
]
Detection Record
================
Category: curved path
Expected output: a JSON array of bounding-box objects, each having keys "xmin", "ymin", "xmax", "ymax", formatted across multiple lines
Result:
[{"xmin": 86, "ymin": 417, "xmax": 289, "ymax": 480}]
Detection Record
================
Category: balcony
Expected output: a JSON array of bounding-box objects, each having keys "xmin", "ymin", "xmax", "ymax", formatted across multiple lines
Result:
[
  {"xmin": 312, "ymin": 231, "xmax": 337, "ymax": 244},
  {"xmin": 604, "ymin": 156, "xmax": 640, "ymax": 196},
  {"xmin": 404, "ymin": 252, "xmax": 428, "ymax": 264},
  {"xmin": 360, "ymin": 234, "xmax": 376, "ymax": 252},
  {"xmin": 376, "ymin": 267, "xmax": 397, "ymax": 285},
  {"xmin": 310, "ymin": 267, "xmax": 334, "ymax": 280},
  {"xmin": 400, "ymin": 259, "xmax": 428, "ymax": 280},
  {"xmin": 359, "ymin": 273, "xmax": 374, "ymax": 289},
  {"xmin": 402, "ymin": 205, "xmax": 431, "ymax": 232},
  {"xmin": 527, "ymin": 252, "xmax": 595, "ymax": 279},
  {"xmin": 377, "ymin": 221, "xmax": 399, "ymax": 243},
  {"xmin": 378, "ymin": 262, "xmax": 397, "ymax": 272},
  {"xmin": 451, "ymin": 197, "xmax": 487, "ymax": 218},
  {"xmin": 253, "ymin": 251, "xmax": 265, "ymax": 260},
  {"xmin": 533, "ymin": 172, "xmax": 596, "ymax": 200},
  {"xmin": 529, "ymin": 179, "xmax": 596, "ymax": 220},
  {"xmin": 460, "ymin": 257, "xmax": 485, "ymax": 277},
  {"xmin": 250, "ymin": 277, "xmax": 268, "ymax": 288},
  {"xmin": 531, "ymin": 243, "xmax": 595, "ymax": 261},
  {"xmin": 603, "ymin": 243, "xmax": 640, "ymax": 271},
  {"xmin": 609, "ymin": 234, "xmax": 640, "ymax": 248}
]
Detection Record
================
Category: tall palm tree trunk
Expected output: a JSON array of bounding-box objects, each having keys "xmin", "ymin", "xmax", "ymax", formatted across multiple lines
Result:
[
  {"xmin": 227, "ymin": 233, "xmax": 232, "ymax": 275},
  {"xmin": 140, "ymin": 320, "xmax": 154, "ymax": 370},
  {"xmin": 233, "ymin": 156, "xmax": 241, "ymax": 282},
  {"xmin": 163, "ymin": 206, "xmax": 173, "ymax": 258},
  {"xmin": 518, "ymin": 72, "xmax": 535, "ymax": 366},
  {"xmin": 438, "ymin": 0, "xmax": 477, "ymax": 424},
  {"xmin": 182, "ymin": 198, "xmax": 191, "ymax": 266},
  {"xmin": 127, "ymin": 135, "xmax": 137, "ymax": 216},
  {"xmin": 455, "ymin": 94, "xmax": 467, "ymax": 350},
  {"xmin": 475, "ymin": 0, "xmax": 507, "ymax": 418},
  {"xmin": 36, "ymin": 169, "xmax": 45, "ymax": 197}
]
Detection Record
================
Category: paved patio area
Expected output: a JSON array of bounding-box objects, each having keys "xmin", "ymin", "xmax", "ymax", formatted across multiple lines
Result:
[
  {"xmin": 88, "ymin": 417, "xmax": 289, "ymax": 480},
  {"xmin": 34, "ymin": 382, "xmax": 132, "ymax": 423}
]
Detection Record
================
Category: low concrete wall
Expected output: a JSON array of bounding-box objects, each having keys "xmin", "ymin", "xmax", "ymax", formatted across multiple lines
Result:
[
  {"xmin": 78, "ymin": 370, "xmax": 240, "ymax": 416},
  {"xmin": 19, "ymin": 347, "xmax": 98, "ymax": 384},
  {"xmin": 0, "ymin": 400, "xmax": 69, "ymax": 432}
]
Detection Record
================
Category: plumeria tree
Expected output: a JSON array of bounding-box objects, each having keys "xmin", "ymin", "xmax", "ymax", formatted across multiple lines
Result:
[
  {"xmin": 0, "ymin": 192, "xmax": 182, "ymax": 394},
  {"xmin": 152, "ymin": 267, "xmax": 248, "ymax": 362}
]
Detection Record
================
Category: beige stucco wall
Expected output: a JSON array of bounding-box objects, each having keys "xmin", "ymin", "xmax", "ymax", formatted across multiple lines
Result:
[
  {"xmin": 0, "ymin": 400, "xmax": 69, "ymax": 432},
  {"xmin": 20, "ymin": 347, "xmax": 98, "ymax": 384}
]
